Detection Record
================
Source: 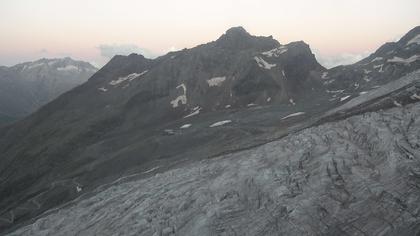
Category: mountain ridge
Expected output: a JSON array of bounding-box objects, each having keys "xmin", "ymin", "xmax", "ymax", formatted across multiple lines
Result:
[
  {"xmin": 0, "ymin": 57, "xmax": 97, "ymax": 126},
  {"xmin": 0, "ymin": 26, "xmax": 420, "ymax": 234}
]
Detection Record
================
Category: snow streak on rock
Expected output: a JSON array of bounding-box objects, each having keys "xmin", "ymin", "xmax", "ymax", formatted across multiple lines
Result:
[
  {"xmin": 209, "ymin": 120, "xmax": 232, "ymax": 127},
  {"xmin": 109, "ymin": 71, "xmax": 148, "ymax": 86},
  {"xmin": 261, "ymin": 46, "xmax": 288, "ymax": 57},
  {"xmin": 254, "ymin": 56, "xmax": 276, "ymax": 70}
]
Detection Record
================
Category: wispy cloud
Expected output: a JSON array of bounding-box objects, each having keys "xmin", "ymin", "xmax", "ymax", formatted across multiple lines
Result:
[
  {"xmin": 97, "ymin": 44, "xmax": 157, "ymax": 59},
  {"xmin": 39, "ymin": 48, "xmax": 48, "ymax": 54}
]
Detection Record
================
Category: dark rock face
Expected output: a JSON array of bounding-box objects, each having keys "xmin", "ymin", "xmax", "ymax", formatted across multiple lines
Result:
[
  {"xmin": 0, "ymin": 27, "xmax": 327, "ymax": 233},
  {"xmin": 1, "ymin": 26, "xmax": 420, "ymax": 235},
  {"xmin": 0, "ymin": 58, "xmax": 97, "ymax": 125},
  {"xmin": 324, "ymin": 26, "xmax": 420, "ymax": 96}
]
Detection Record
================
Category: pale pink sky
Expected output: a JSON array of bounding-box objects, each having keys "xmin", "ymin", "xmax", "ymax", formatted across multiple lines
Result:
[{"xmin": 1, "ymin": 0, "xmax": 419, "ymax": 68}]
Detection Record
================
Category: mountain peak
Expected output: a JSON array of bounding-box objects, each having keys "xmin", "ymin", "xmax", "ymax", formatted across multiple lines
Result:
[
  {"xmin": 215, "ymin": 26, "xmax": 279, "ymax": 51},
  {"xmin": 224, "ymin": 26, "xmax": 250, "ymax": 37}
]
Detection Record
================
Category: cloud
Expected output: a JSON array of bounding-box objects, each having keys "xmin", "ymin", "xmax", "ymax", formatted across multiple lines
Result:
[
  {"xmin": 314, "ymin": 50, "xmax": 371, "ymax": 69},
  {"xmin": 167, "ymin": 46, "xmax": 179, "ymax": 52},
  {"xmin": 97, "ymin": 44, "xmax": 157, "ymax": 59},
  {"xmin": 39, "ymin": 48, "xmax": 48, "ymax": 54}
]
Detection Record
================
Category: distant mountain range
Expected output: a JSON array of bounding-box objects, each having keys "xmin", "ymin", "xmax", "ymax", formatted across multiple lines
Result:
[
  {"xmin": 0, "ymin": 57, "xmax": 97, "ymax": 125},
  {"xmin": 1, "ymin": 26, "xmax": 420, "ymax": 235}
]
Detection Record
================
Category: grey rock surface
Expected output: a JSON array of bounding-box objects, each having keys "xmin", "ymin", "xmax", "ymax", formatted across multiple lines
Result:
[
  {"xmin": 9, "ymin": 101, "xmax": 420, "ymax": 236},
  {"xmin": 324, "ymin": 26, "xmax": 420, "ymax": 99},
  {"xmin": 1, "ymin": 26, "xmax": 420, "ymax": 235},
  {"xmin": 0, "ymin": 57, "xmax": 97, "ymax": 125},
  {"xmin": 0, "ymin": 27, "xmax": 327, "ymax": 232}
]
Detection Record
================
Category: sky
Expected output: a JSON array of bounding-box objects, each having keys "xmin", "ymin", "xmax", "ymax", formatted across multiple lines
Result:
[{"xmin": 1, "ymin": 0, "xmax": 420, "ymax": 68}]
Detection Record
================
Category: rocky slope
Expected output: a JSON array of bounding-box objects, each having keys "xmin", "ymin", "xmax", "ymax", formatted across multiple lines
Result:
[
  {"xmin": 0, "ymin": 27, "xmax": 330, "ymax": 233},
  {"xmin": 324, "ymin": 26, "xmax": 420, "ymax": 99},
  {"xmin": 9, "ymin": 89, "xmax": 420, "ymax": 236},
  {"xmin": 1, "ymin": 26, "xmax": 420, "ymax": 235},
  {"xmin": 0, "ymin": 57, "xmax": 97, "ymax": 125}
]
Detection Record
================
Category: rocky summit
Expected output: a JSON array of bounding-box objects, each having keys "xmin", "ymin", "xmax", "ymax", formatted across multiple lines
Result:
[{"xmin": 1, "ymin": 26, "xmax": 420, "ymax": 235}]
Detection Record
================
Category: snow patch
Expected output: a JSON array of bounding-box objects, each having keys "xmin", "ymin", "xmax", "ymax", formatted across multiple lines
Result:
[
  {"xmin": 210, "ymin": 120, "xmax": 232, "ymax": 127},
  {"xmin": 142, "ymin": 166, "xmax": 160, "ymax": 174},
  {"xmin": 184, "ymin": 106, "xmax": 201, "ymax": 118},
  {"xmin": 180, "ymin": 124, "xmax": 192, "ymax": 129},
  {"xmin": 266, "ymin": 97, "xmax": 271, "ymax": 102},
  {"xmin": 359, "ymin": 91, "xmax": 368, "ymax": 95},
  {"xmin": 340, "ymin": 95, "xmax": 351, "ymax": 102},
  {"xmin": 407, "ymin": 34, "xmax": 420, "ymax": 46},
  {"xmin": 207, "ymin": 76, "xmax": 226, "ymax": 87},
  {"xmin": 289, "ymin": 99, "xmax": 296, "ymax": 105},
  {"xmin": 98, "ymin": 87, "xmax": 108, "ymax": 92},
  {"xmin": 373, "ymin": 64, "xmax": 384, "ymax": 72},
  {"xmin": 321, "ymin": 72, "xmax": 329, "ymax": 79},
  {"xmin": 48, "ymin": 61, "xmax": 57, "ymax": 66},
  {"xmin": 254, "ymin": 56, "xmax": 276, "ymax": 70},
  {"xmin": 371, "ymin": 57, "xmax": 383, "ymax": 62},
  {"xmin": 410, "ymin": 94, "xmax": 420, "ymax": 100},
  {"xmin": 57, "ymin": 65, "xmax": 79, "ymax": 72},
  {"xmin": 261, "ymin": 46, "xmax": 288, "ymax": 57},
  {"xmin": 164, "ymin": 129, "xmax": 175, "ymax": 135},
  {"xmin": 225, "ymin": 105, "xmax": 231, "ymax": 109},
  {"xmin": 76, "ymin": 186, "xmax": 82, "ymax": 193},
  {"xmin": 387, "ymin": 55, "xmax": 420, "ymax": 65},
  {"xmin": 170, "ymin": 84, "xmax": 187, "ymax": 108},
  {"xmin": 364, "ymin": 69, "xmax": 371, "ymax": 74},
  {"xmin": 326, "ymin": 89, "xmax": 344, "ymax": 94},
  {"xmin": 247, "ymin": 103, "xmax": 257, "ymax": 107},
  {"xmin": 363, "ymin": 76, "xmax": 371, "ymax": 82},
  {"xmin": 282, "ymin": 70, "xmax": 286, "ymax": 78},
  {"xmin": 109, "ymin": 71, "xmax": 148, "ymax": 86},
  {"xmin": 281, "ymin": 112, "xmax": 305, "ymax": 120},
  {"xmin": 393, "ymin": 100, "xmax": 402, "ymax": 107},
  {"xmin": 26, "ymin": 63, "xmax": 44, "ymax": 70}
]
